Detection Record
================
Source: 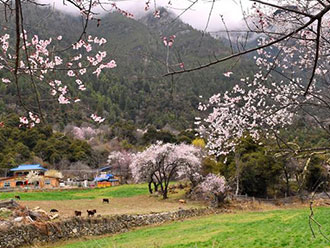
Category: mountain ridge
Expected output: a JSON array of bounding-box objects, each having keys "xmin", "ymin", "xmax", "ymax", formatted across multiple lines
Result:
[{"xmin": 0, "ymin": 5, "xmax": 256, "ymax": 130}]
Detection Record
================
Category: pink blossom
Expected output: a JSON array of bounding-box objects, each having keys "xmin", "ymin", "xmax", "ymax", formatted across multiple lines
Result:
[
  {"xmin": 78, "ymin": 85, "xmax": 86, "ymax": 91},
  {"xmin": 90, "ymin": 114, "xmax": 105, "ymax": 123},
  {"xmin": 67, "ymin": 70, "xmax": 75, "ymax": 77},
  {"xmin": 2, "ymin": 78, "xmax": 10, "ymax": 84},
  {"xmin": 58, "ymin": 95, "xmax": 70, "ymax": 104},
  {"xmin": 54, "ymin": 56, "xmax": 63, "ymax": 65},
  {"xmin": 223, "ymin": 72, "xmax": 233, "ymax": 77},
  {"xmin": 153, "ymin": 10, "xmax": 160, "ymax": 18},
  {"xmin": 105, "ymin": 60, "xmax": 117, "ymax": 68},
  {"xmin": 163, "ymin": 37, "xmax": 167, "ymax": 46},
  {"xmin": 84, "ymin": 44, "xmax": 92, "ymax": 52},
  {"xmin": 20, "ymin": 116, "xmax": 29, "ymax": 124},
  {"xmin": 79, "ymin": 68, "xmax": 87, "ymax": 75}
]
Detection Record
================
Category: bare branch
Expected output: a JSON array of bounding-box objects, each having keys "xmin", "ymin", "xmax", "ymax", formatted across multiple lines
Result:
[
  {"xmin": 304, "ymin": 18, "xmax": 322, "ymax": 96},
  {"xmin": 252, "ymin": 0, "xmax": 314, "ymax": 18},
  {"xmin": 164, "ymin": 4, "xmax": 330, "ymax": 76}
]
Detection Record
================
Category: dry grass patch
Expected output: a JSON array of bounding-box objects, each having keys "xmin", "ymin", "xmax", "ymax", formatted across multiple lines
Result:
[{"xmin": 22, "ymin": 195, "xmax": 203, "ymax": 218}]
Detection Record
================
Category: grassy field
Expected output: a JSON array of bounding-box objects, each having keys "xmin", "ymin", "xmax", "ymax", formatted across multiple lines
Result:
[
  {"xmin": 0, "ymin": 184, "xmax": 201, "ymax": 218},
  {"xmin": 49, "ymin": 207, "xmax": 330, "ymax": 248},
  {"xmin": 0, "ymin": 184, "xmax": 148, "ymax": 201}
]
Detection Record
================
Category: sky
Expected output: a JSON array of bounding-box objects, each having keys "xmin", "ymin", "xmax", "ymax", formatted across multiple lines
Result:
[{"xmin": 43, "ymin": 0, "xmax": 252, "ymax": 32}]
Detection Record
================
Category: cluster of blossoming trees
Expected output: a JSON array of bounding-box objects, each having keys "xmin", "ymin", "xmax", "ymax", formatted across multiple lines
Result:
[
  {"xmin": 108, "ymin": 142, "xmax": 227, "ymax": 206},
  {"xmin": 192, "ymin": 0, "xmax": 330, "ymax": 198},
  {"xmin": 1, "ymin": 0, "xmax": 330, "ymax": 207},
  {"xmin": 195, "ymin": 0, "xmax": 330, "ymax": 159},
  {"xmin": 1, "ymin": 0, "xmax": 327, "ymax": 149}
]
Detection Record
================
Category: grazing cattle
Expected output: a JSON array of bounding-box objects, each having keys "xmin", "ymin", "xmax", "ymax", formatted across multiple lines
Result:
[
  {"xmin": 14, "ymin": 195, "xmax": 21, "ymax": 200},
  {"xmin": 74, "ymin": 210, "xmax": 82, "ymax": 217},
  {"xmin": 50, "ymin": 209, "xmax": 59, "ymax": 213},
  {"xmin": 102, "ymin": 198, "xmax": 109, "ymax": 204},
  {"xmin": 87, "ymin": 209, "xmax": 97, "ymax": 217}
]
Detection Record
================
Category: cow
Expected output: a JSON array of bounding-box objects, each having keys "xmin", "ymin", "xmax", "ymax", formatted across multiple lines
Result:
[
  {"xmin": 50, "ymin": 209, "xmax": 59, "ymax": 213},
  {"xmin": 102, "ymin": 198, "xmax": 109, "ymax": 204},
  {"xmin": 14, "ymin": 195, "xmax": 21, "ymax": 200},
  {"xmin": 87, "ymin": 209, "xmax": 97, "ymax": 217},
  {"xmin": 74, "ymin": 210, "xmax": 82, "ymax": 217}
]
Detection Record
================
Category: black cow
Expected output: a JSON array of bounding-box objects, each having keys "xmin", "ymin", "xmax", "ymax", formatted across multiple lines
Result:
[
  {"xmin": 14, "ymin": 195, "xmax": 21, "ymax": 200},
  {"xmin": 102, "ymin": 198, "xmax": 109, "ymax": 204},
  {"xmin": 87, "ymin": 209, "xmax": 97, "ymax": 217},
  {"xmin": 74, "ymin": 210, "xmax": 82, "ymax": 217},
  {"xmin": 50, "ymin": 209, "xmax": 59, "ymax": 213}
]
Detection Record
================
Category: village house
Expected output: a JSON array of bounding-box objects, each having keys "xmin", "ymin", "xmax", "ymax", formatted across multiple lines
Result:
[
  {"xmin": 0, "ymin": 164, "xmax": 59, "ymax": 189},
  {"xmin": 94, "ymin": 166, "xmax": 120, "ymax": 188}
]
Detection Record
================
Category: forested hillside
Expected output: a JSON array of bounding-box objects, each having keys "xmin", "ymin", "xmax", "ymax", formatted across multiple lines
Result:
[{"xmin": 0, "ymin": 5, "xmax": 256, "ymax": 130}]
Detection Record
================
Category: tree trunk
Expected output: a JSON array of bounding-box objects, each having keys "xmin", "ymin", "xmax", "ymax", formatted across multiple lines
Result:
[
  {"xmin": 283, "ymin": 167, "xmax": 290, "ymax": 196},
  {"xmin": 153, "ymin": 181, "xmax": 159, "ymax": 192},
  {"xmin": 162, "ymin": 188, "xmax": 168, "ymax": 199},
  {"xmin": 213, "ymin": 194, "xmax": 225, "ymax": 208},
  {"xmin": 235, "ymin": 151, "xmax": 241, "ymax": 196},
  {"xmin": 148, "ymin": 180, "xmax": 153, "ymax": 194},
  {"xmin": 161, "ymin": 179, "xmax": 170, "ymax": 200}
]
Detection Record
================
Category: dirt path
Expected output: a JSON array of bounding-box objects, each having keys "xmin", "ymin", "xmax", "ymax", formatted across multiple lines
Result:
[{"xmin": 21, "ymin": 195, "xmax": 203, "ymax": 219}]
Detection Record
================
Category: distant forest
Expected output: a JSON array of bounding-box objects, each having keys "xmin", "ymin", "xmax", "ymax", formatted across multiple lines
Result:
[{"xmin": 0, "ymin": 5, "xmax": 256, "ymax": 130}]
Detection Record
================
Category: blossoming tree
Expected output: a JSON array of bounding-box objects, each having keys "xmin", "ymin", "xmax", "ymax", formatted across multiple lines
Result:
[
  {"xmin": 0, "ymin": 0, "xmax": 123, "ymax": 126},
  {"xmin": 130, "ymin": 142, "xmax": 202, "ymax": 199},
  {"xmin": 200, "ymin": 173, "xmax": 229, "ymax": 207},
  {"xmin": 107, "ymin": 150, "xmax": 134, "ymax": 184},
  {"xmin": 193, "ymin": 0, "xmax": 330, "ymax": 159}
]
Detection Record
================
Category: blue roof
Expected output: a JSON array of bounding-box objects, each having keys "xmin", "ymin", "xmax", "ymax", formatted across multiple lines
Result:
[
  {"xmin": 10, "ymin": 164, "xmax": 47, "ymax": 171},
  {"xmin": 94, "ymin": 173, "xmax": 114, "ymax": 182}
]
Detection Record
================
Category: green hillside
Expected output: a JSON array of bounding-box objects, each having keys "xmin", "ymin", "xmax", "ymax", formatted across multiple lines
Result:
[{"xmin": 0, "ymin": 6, "xmax": 256, "ymax": 130}]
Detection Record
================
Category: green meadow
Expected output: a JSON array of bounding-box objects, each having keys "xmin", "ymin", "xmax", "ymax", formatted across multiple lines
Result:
[
  {"xmin": 0, "ymin": 184, "xmax": 148, "ymax": 201},
  {"xmin": 52, "ymin": 207, "xmax": 330, "ymax": 248}
]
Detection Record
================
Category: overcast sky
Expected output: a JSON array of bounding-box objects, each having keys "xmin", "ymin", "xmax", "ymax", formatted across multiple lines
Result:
[{"xmin": 45, "ymin": 0, "xmax": 251, "ymax": 32}]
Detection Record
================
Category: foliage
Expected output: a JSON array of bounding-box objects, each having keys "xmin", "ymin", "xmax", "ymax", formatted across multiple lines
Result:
[
  {"xmin": 200, "ymin": 156, "xmax": 221, "ymax": 175},
  {"xmin": 192, "ymin": 138, "xmax": 206, "ymax": 148},
  {"xmin": 142, "ymin": 127, "xmax": 177, "ymax": 145},
  {"xmin": 305, "ymin": 156, "xmax": 329, "ymax": 192},
  {"xmin": 218, "ymin": 136, "xmax": 283, "ymax": 197},
  {"xmin": 0, "ymin": 115, "xmax": 93, "ymax": 168}
]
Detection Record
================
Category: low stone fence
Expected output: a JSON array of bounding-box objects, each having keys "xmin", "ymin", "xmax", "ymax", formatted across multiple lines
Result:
[{"xmin": 0, "ymin": 208, "xmax": 218, "ymax": 248}]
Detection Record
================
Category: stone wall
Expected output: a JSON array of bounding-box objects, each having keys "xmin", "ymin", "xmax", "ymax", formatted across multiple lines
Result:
[{"xmin": 0, "ymin": 208, "xmax": 218, "ymax": 248}]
